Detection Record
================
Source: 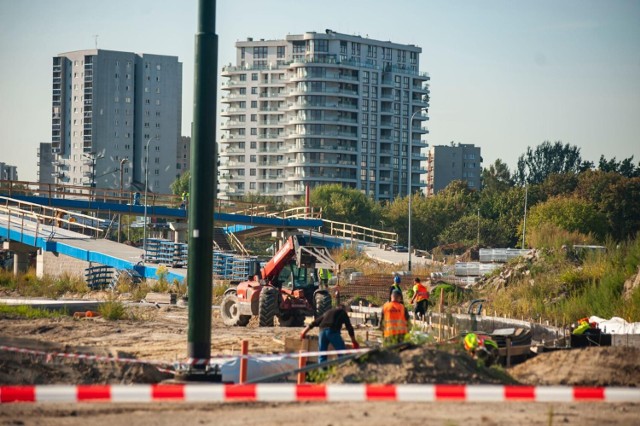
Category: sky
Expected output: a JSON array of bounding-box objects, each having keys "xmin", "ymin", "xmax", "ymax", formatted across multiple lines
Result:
[{"xmin": 1, "ymin": 0, "xmax": 639, "ymax": 181}]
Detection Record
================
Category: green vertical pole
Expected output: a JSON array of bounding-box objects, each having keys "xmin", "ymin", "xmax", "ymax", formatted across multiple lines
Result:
[{"xmin": 187, "ymin": 0, "xmax": 217, "ymax": 363}]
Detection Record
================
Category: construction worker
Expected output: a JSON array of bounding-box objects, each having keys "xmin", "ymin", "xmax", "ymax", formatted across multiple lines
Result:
[
  {"xmin": 181, "ymin": 191, "xmax": 189, "ymax": 210},
  {"xmin": 463, "ymin": 332, "xmax": 499, "ymax": 366},
  {"xmin": 410, "ymin": 277, "xmax": 430, "ymax": 321},
  {"xmin": 300, "ymin": 304, "xmax": 359, "ymax": 364},
  {"xmin": 388, "ymin": 274, "xmax": 403, "ymax": 302},
  {"xmin": 381, "ymin": 289, "xmax": 409, "ymax": 345},
  {"xmin": 318, "ymin": 267, "xmax": 332, "ymax": 286}
]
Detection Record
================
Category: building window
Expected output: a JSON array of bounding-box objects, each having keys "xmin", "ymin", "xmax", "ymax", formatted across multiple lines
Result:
[
  {"xmin": 250, "ymin": 128, "xmax": 257, "ymax": 135},
  {"xmin": 351, "ymin": 42, "xmax": 360, "ymax": 56},
  {"xmin": 251, "ymin": 101, "xmax": 257, "ymax": 108},
  {"xmin": 253, "ymin": 46, "xmax": 268, "ymax": 58},
  {"xmin": 250, "ymin": 141, "xmax": 256, "ymax": 149},
  {"xmin": 277, "ymin": 46, "xmax": 285, "ymax": 58},
  {"xmin": 315, "ymin": 39, "xmax": 329, "ymax": 52},
  {"xmin": 240, "ymin": 74, "xmax": 246, "ymax": 81},
  {"xmin": 251, "ymin": 73, "xmax": 258, "ymax": 81},
  {"xmin": 250, "ymin": 155, "xmax": 256, "ymax": 162}
]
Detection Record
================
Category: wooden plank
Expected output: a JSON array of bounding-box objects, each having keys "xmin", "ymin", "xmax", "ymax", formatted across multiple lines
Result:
[{"xmin": 144, "ymin": 292, "xmax": 176, "ymax": 304}]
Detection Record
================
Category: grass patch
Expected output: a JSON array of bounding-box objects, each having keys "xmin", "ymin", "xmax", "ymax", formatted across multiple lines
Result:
[
  {"xmin": 0, "ymin": 304, "xmax": 67, "ymax": 319},
  {"xmin": 0, "ymin": 269, "xmax": 88, "ymax": 298},
  {"xmin": 98, "ymin": 299, "xmax": 128, "ymax": 320},
  {"xmin": 485, "ymin": 236, "xmax": 640, "ymax": 323}
]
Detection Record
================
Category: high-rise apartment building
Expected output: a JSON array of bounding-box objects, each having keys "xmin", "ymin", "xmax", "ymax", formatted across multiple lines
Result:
[
  {"xmin": 219, "ymin": 30, "xmax": 430, "ymax": 203},
  {"xmin": 0, "ymin": 163, "xmax": 18, "ymax": 181},
  {"xmin": 37, "ymin": 142, "xmax": 54, "ymax": 187},
  {"xmin": 51, "ymin": 49, "xmax": 182, "ymax": 194},
  {"xmin": 426, "ymin": 143, "xmax": 482, "ymax": 196},
  {"xmin": 176, "ymin": 136, "xmax": 191, "ymax": 176}
]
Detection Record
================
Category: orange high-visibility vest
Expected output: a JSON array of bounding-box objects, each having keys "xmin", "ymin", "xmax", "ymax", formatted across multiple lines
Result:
[
  {"xmin": 382, "ymin": 301, "xmax": 408, "ymax": 338},
  {"xmin": 413, "ymin": 283, "xmax": 429, "ymax": 302}
]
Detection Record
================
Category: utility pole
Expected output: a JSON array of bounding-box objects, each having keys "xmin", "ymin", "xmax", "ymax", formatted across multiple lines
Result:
[
  {"xmin": 477, "ymin": 208, "xmax": 480, "ymax": 247},
  {"xmin": 522, "ymin": 185, "xmax": 528, "ymax": 249},
  {"xmin": 117, "ymin": 158, "xmax": 128, "ymax": 243},
  {"xmin": 184, "ymin": 0, "xmax": 217, "ymax": 378}
]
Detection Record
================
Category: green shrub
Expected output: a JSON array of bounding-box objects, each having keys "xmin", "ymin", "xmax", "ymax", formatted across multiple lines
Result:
[
  {"xmin": 0, "ymin": 304, "xmax": 67, "ymax": 319},
  {"xmin": 98, "ymin": 299, "xmax": 127, "ymax": 320}
]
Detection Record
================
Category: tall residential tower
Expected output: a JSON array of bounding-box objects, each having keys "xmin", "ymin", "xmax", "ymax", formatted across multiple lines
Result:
[
  {"xmin": 219, "ymin": 30, "xmax": 430, "ymax": 202},
  {"xmin": 426, "ymin": 143, "xmax": 482, "ymax": 195},
  {"xmin": 51, "ymin": 49, "xmax": 182, "ymax": 194}
]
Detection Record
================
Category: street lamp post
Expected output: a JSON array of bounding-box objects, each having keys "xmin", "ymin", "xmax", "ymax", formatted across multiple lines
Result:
[
  {"xmin": 117, "ymin": 158, "xmax": 129, "ymax": 243},
  {"xmin": 407, "ymin": 107, "xmax": 428, "ymax": 272},
  {"xmin": 142, "ymin": 139, "xmax": 152, "ymax": 261}
]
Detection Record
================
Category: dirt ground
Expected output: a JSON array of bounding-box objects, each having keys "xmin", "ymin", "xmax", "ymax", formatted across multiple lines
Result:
[{"xmin": 1, "ymin": 305, "xmax": 639, "ymax": 425}]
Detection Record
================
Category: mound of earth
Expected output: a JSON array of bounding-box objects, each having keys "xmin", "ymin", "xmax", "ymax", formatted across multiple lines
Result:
[
  {"xmin": 327, "ymin": 344, "xmax": 516, "ymax": 384},
  {"xmin": 509, "ymin": 346, "xmax": 640, "ymax": 387},
  {"xmin": 0, "ymin": 336, "xmax": 171, "ymax": 385}
]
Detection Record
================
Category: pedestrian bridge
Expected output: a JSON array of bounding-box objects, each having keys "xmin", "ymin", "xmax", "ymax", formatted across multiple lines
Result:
[{"xmin": 0, "ymin": 180, "xmax": 398, "ymax": 283}]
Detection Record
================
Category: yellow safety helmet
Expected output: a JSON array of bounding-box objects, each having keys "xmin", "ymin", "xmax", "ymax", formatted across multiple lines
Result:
[{"xmin": 464, "ymin": 333, "xmax": 479, "ymax": 351}]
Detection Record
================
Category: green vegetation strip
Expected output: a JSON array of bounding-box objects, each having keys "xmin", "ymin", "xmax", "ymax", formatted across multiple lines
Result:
[{"xmin": 0, "ymin": 304, "xmax": 67, "ymax": 319}]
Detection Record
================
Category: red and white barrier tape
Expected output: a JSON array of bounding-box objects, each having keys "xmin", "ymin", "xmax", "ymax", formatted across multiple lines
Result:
[
  {"xmin": 0, "ymin": 345, "xmax": 174, "ymax": 369},
  {"xmin": 1, "ymin": 384, "xmax": 638, "ymax": 404}
]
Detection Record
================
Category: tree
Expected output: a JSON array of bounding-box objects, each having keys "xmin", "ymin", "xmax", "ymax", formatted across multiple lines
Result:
[
  {"xmin": 308, "ymin": 184, "xmax": 381, "ymax": 228},
  {"xmin": 481, "ymin": 159, "xmax": 513, "ymax": 193},
  {"xmin": 598, "ymin": 155, "xmax": 640, "ymax": 178},
  {"xmin": 576, "ymin": 170, "xmax": 640, "ymax": 240},
  {"xmin": 515, "ymin": 141, "xmax": 583, "ymax": 185},
  {"xmin": 385, "ymin": 181, "xmax": 477, "ymax": 250},
  {"xmin": 170, "ymin": 171, "xmax": 190, "ymax": 196},
  {"xmin": 522, "ymin": 195, "xmax": 607, "ymax": 243}
]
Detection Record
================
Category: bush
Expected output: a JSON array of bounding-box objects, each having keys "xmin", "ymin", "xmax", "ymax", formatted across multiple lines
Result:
[{"xmin": 98, "ymin": 299, "xmax": 127, "ymax": 320}]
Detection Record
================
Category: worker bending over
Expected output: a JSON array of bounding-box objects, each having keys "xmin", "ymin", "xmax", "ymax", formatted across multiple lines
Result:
[
  {"xmin": 410, "ymin": 277, "xmax": 430, "ymax": 321},
  {"xmin": 300, "ymin": 305, "xmax": 359, "ymax": 364}
]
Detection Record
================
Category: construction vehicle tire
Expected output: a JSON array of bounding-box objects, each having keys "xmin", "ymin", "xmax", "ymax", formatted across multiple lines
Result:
[
  {"xmin": 221, "ymin": 292, "xmax": 242, "ymax": 326},
  {"xmin": 314, "ymin": 292, "xmax": 332, "ymax": 318},
  {"xmin": 237, "ymin": 315, "xmax": 251, "ymax": 326},
  {"xmin": 259, "ymin": 287, "xmax": 278, "ymax": 327},
  {"xmin": 278, "ymin": 313, "xmax": 305, "ymax": 327}
]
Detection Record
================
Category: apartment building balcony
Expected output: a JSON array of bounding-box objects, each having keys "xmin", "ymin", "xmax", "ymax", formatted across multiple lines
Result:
[
  {"xmin": 221, "ymin": 80, "xmax": 247, "ymax": 90},
  {"xmin": 222, "ymin": 158, "xmax": 248, "ymax": 167},
  {"xmin": 257, "ymin": 174, "xmax": 285, "ymax": 182},
  {"xmin": 259, "ymin": 159, "xmax": 287, "ymax": 167},
  {"xmin": 412, "ymin": 138, "xmax": 428, "ymax": 148},
  {"xmin": 284, "ymin": 130, "xmax": 358, "ymax": 140},
  {"xmin": 287, "ymin": 116, "xmax": 358, "ymax": 125},
  {"xmin": 289, "ymin": 72, "xmax": 359, "ymax": 83},
  {"xmin": 259, "ymin": 91, "xmax": 285, "ymax": 99},
  {"xmin": 221, "ymin": 107, "xmax": 247, "ymax": 117},
  {"xmin": 288, "ymin": 143, "xmax": 358, "ymax": 153},
  {"xmin": 287, "ymin": 102, "xmax": 358, "ymax": 111},
  {"xmin": 258, "ymin": 106, "xmax": 281, "ymax": 112},
  {"xmin": 258, "ymin": 119, "xmax": 285, "ymax": 126},
  {"xmin": 221, "ymin": 120, "xmax": 247, "ymax": 129},
  {"xmin": 221, "ymin": 93, "xmax": 247, "ymax": 102},
  {"xmin": 286, "ymin": 87, "xmax": 359, "ymax": 98},
  {"xmin": 256, "ymin": 133, "xmax": 283, "ymax": 140},
  {"xmin": 219, "ymin": 146, "xmax": 246, "ymax": 155}
]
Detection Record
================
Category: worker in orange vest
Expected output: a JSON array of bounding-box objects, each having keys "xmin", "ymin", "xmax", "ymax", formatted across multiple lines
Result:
[
  {"xmin": 381, "ymin": 289, "xmax": 409, "ymax": 345},
  {"xmin": 410, "ymin": 277, "xmax": 430, "ymax": 321}
]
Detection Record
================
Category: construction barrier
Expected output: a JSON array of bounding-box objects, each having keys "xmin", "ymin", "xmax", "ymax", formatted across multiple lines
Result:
[{"xmin": 1, "ymin": 384, "xmax": 639, "ymax": 404}]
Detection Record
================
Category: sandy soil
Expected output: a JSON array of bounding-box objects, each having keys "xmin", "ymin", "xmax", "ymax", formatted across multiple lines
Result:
[{"xmin": 1, "ymin": 305, "xmax": 639, "ymax": 425}]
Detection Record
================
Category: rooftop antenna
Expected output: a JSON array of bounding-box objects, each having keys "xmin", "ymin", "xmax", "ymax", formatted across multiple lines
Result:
[{"xmin": 93, "ymin": 35, "xmax": 99, "ymax": 49}]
